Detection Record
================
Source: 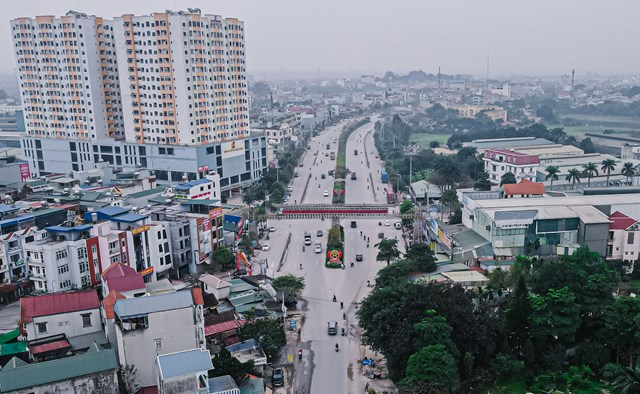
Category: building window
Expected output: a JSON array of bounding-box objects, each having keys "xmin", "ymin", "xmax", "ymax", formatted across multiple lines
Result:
[
  {"xmin": 55, "ymin": 250, "xmax": 68, "ymax": 260},
  {"xmin": 37, "ymin": 322, "xmax": 47, "ymax": 334},
  {"xmin": 57, "ymin": 264, "xmax": 69, "ymax": 275},
  {"xmin": 628, "ymin": 232, "xmax": 635, "ymax": 245},
  {"xmin": 81, "ymin": 313, "xmax": 92, "ymax": 327}
]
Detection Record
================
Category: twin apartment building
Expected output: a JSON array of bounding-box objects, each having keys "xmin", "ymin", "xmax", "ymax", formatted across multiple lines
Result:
[{"xmin": 12, "ymin": 9, "xmax": 267, "ymax": 196}]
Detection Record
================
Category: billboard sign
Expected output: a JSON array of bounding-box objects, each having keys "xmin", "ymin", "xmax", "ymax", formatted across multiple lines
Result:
[
  {"xmin": 221, "ymin": 140, "xmax": 245, "ymax": 159},
  {"xmin": 19, "ymin": 163, "xmax": 30, "ymax": 181}
]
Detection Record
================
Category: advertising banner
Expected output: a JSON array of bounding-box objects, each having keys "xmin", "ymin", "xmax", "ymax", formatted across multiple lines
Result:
[
  {"xmin": 19, "ymin": 163, "xmax": 30, "ymax": 181},
  {"xmin": 221, "ymin": 140, "xmax": 245, "ymax": 159}
]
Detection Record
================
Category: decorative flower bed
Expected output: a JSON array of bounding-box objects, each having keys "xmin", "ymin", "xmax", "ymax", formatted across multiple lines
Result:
[{"xmin": 325, "ymin": 225, "xmax": 345, "ymax": 268}]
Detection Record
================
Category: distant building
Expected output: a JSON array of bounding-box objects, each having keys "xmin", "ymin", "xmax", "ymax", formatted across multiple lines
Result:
[
  {"xmin": 607, "ymin": 211, "xmax": 640, "ymax": 266},
  {"xmin": 483, "ymin": 149, "xmax": 539, "ymax": 185}
]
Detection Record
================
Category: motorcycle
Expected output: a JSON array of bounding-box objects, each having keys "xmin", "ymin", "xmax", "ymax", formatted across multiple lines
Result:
[
  {"xmin": 341, "ymin": 328, "xmax": 346, "ymax": 336},
  {"xmin": 333, "ymin": 295, "xmax": 337, "ymax": 302},
  {"xmin": 298, "ymin": 349, "xmax": 303, "ymax": 360},
  {"xmin": 300, "ymin": 264, "xmax": 303, "ymax": 270},
  {"xmin": 340, "ymin": 302, "xmax": 344, "ymax": 309},
  {"xmin": 350, "ymin": 262, "xmax": 354, "ymax": 267},
  {"xmin": 335, "ymin": 344, "xmax": 339, "ymax": 352}
]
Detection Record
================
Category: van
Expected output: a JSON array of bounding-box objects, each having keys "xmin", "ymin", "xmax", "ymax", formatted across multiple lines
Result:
[{"xmin": 327, "ymin": 321, "xmax": 338, "ymax": 335}]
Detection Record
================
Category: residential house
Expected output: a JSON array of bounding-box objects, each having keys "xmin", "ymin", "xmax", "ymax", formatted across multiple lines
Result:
[
  {"xmin": 483, "ymin": 149, "xmax": 539, "ymax": 185},
  {"xmin": 110, "ymin": 289, "xmax": 205, "ymax": 390},
  {"xmin": 607, "ymin": 211, "xmax": 640, "ymax": 268},
  {"xmin": 0, "ymin": 343, "xmax": 118, "ymax": 394},
  {"xmin": 156, "ymin": 348, "xmax": 213, "ymax": 394},
  {"xmin": 200, "ymin": 274, "xmax": 231, "ymax": 301},
  {"xmin": 226, "ymin": 339, "xmax": 267, "ymax": 375},
  {"xmin": 101, "ymin": 262, "xmax": 145, "ymax": 298},
  {"xmin": 19, "ymin": 289, "xmax": 106, "ymax": 354}
]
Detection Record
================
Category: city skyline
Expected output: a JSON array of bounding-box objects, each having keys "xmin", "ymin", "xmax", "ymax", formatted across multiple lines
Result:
[{"xmin": 1, "ymin": 0, "xmax": 639, "ymax": 79}]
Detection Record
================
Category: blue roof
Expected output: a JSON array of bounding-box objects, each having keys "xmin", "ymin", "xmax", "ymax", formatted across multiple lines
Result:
[
  {"xmin": 45, "ymin": 224, "xmax": 93, "ymax": 233},
  {"xmin": 0, "ymin": 205, "xmax": 19, "ymax": 215},
  {"xmin": 156, "ymin": 349, "xmax": 212, "ymax": 380},
  {"xmin": 175, "ymin": 178, "xmax": 211, "ymax": 189},
  {"xmin": 226, "ymin": 339, "xmax": 260, "ymax": 353},
  {"xmin": 109, "ymin": 213, "xmax": 148, "ymax": 223},
  {"xmin": 83, "ymin": 206, "xmax": 130, "ymax": 222},
  {"xmin": 0, "ymin": 215, "xmax": 34, "ymax": 228}
]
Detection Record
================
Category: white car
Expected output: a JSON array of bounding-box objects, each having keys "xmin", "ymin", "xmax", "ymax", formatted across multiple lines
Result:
[
  {"xmin": 394, "ymin": 221, "xmax": 402, "ymax": 229},
  {"xmin": 323, "ymin": 190, "xmax": 329, "ymax": 197},
  {"xmin": 262, "ymin": 243, "xmax": 270, "ymax": 251},
  {"xmin": 384, "ymin": 220, "xmax": 390, "ymax": 226}
]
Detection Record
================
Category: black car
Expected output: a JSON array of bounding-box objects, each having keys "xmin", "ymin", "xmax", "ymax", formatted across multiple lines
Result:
[
  {"xmin": 350, "ymin": 221, "xmax": 357, "ymax": 228},
  {"xmin": 356, "ymin": 254, "xmax": 363, "ymax": 262},
  {"xmin": 272, "ymin": 368, "xmax": 284, "ymax": 387}
]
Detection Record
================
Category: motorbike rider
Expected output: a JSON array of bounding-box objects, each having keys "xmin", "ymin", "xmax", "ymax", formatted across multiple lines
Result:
[
  {"xmin": 340, "ymin": 302, "xmax": 344, "ymax": 309},
  {"xmin": 335, "ymin": 343, "xmax": 339, "ymax": 351}
]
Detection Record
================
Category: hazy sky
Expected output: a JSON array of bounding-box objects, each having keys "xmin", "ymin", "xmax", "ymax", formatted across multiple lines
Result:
[{"xmin": 2, "ymin": 0, "xmax": 639, "ymax": 79}]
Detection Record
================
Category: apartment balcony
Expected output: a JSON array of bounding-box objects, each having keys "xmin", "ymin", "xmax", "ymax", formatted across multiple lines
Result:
[
  {"xmin": 27, "ymin": 258, "xmax": 45, "ymax": 267},
  {"xmin": 29, "ymin": 272, "xmax": 45, "ymax": 280}
]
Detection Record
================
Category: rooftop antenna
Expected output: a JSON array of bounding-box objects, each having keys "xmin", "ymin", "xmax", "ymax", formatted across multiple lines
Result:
[
  {"xmin": 571, "ymin": 69, "xmax": 575, "ymax": 94},
  {"xmin": 437, "ymin": 66, "xmax": 442, "ymax": 93}
]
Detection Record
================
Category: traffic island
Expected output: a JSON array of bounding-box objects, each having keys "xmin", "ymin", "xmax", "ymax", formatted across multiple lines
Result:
[
  {"xmin": 332, "ymin": 117, "xmax": 369, "ymax": 205},
  {"xmin": 325, "ymin": 225, "xmax": 344, "ymax": 268}
]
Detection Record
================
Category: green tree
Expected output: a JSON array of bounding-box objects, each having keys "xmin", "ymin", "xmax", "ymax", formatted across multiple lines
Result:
[
  {"xmin": 400, "ymin": 344, "xmax": 460, "ymax": 392},
  {"xmin": 505, "ymin": 275, "xmax": 531, "ymax": 358},
  {"xmin": 582, "ymin": 162, "xmax": 599, "ymax": 187},
  {"xmin": 500, "ymin": 172, "xmax": 517, "ymax": 186},
  {"xmin": 612, "ymin": 365, "xmax": 640, "ymax": 394},
  {"xmin": 404, "ymin": 242, "xmax": 437, "ymax": 273},
  {"xmin": 413, "ymin": 310, "xmax": 459, "ymax": 358},
  {"xmin": 238, "ymin": 236, "xmax": 254, "ymax": 257},
  {"xmin": 529, "ymin": 286, "xmax": 581, "ymax": 343},
  {"xmin": 399, "ymin": 199, "xmax": 414, "ymax": 228},
  {"xmin": 545, "ymin": 166, "xmax": 560, "ymax": 186},
  {"xmin": 375, "ymin": 238, "xmax": 401, "ymax": 266},
  {"xmin": 602, "ymin": 159, "xmax": 617, "ymax": 186},
  {"xmin": 622, "ymin": 162, "xmax": 636, "ymax": 186},
  {"xmin": 211, "ymin": 246, "xmax": 234, "ymax": 271},
  {"xmin": 605, "ymin": 296, "xmax": 640, "ymax": 366},
  {"xmin": 440, "ymin": 188, "xmax": 459, "ymax": 220},
  {"xmin": 239, "ymin": 319, "xmax": 286, "ymax": 362},
  {"xmin": 474, "ymin": 171, "xmax": 492, "ymax": 191},
  {"xmin": 271, "ymin": 275, "xmax": 305, "ymax": 306},
  {"xmin": 375, "ymin": 259, "xmax": 412, "ymax": 288},
  {"xmin": 565, "ymin": 168, "xmax": 581, "ymax": 189},
  {"xmin": 210, "ymin": 347, "xmax": 255, "ymax": 383}
]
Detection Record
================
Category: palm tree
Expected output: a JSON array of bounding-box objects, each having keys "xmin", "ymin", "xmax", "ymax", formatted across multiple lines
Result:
[
  {"xmin": 582, "ymin": 162, "xmax": 599, "ymax": 187},
  {"xmin": 545, "ymin": 166, "xmax": 560, "ymax": 186},
  {"xmin": 622, "ymin": 162, "xmax": 636, "ymax": 186},
  {"xmin": 565, "ymin": 168, "xmax": 581, "ymax": 190},
  {"xmin": 612, "ymin": 366, "xmax": 640, "ymax": 394},
  {"xmin": 601, "ymin": 159, "xmax": 617, "ymax": 186}
]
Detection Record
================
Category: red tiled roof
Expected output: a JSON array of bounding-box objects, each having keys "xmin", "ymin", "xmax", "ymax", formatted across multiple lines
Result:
[
  {"xmin": 610, "ymin": 211, "xmax": 638, "ymax": 230},
  {"xmin": 191, "ymin": 288, "xmax": 204, "ymax": 306},
  {"xmin": 103, "ymin": 290, "xmax": 126, "ymax": 319},
  {"xmin": 102, "ymin": 262, "xmax": 137, "ymax": 280},
  {"xmin": 20, "ymin": 289, "xmax": 100, "ymax": 324},
  {"xmin": 503, "ymin": 179, "xmax": 545, "ymax": 196},
  {"xmin": 204, "ymin": 319, "xmax": 246, "ymax": 336},
  {"xmin": 30, "ymin": 339, "xmax": 71, "ymax": 355},
  {"xmin": 106, "ymin": 275, "xmax": 145, "ymax": 293}
]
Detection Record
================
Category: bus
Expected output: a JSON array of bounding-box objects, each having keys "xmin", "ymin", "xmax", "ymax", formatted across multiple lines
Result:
[{"xmin": 386, "ymin": 188, "xmax": 396, "ymax": 204}]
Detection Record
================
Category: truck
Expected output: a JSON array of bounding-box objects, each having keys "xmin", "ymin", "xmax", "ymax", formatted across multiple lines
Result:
[
  {"xmin": 304, "ymin": 232, "xmax": 312, "ymax": 245},
  {"xmin": 386, "ymin": 187, "xmax": 396, "ymax": 204},
  {"xmin": 351, "ymin": 172, "xmax": 357, "ymax": 180},
  {"xmin": 330, "ymin": 152, "xmax": 336, "ymax": 160},
  {"xmin": 381, "ymin": 170, "xmax": 389, "ymax": 183}
]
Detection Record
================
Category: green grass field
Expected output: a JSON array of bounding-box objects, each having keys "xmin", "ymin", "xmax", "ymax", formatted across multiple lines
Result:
[
  {"xmin": 410, "ymin": 133, "xmax": 451, "ymax": 147},
  {"xmin": 554, "ymin": 113, "xmax": 640, "ymax": 138}
]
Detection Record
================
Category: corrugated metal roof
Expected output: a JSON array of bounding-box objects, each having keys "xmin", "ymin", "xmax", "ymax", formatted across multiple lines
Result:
[
  {"xmin": 156, "ymin": 348, "xmax": 212, "ymax": 380},
  {"xmin": 126, "ymin": 186, "xmax": 168, "ymax": 199},
  {"xmin": 175, "ymin": 178, "xmax": 211, "ymax": 189},
  {"xmin": 113, "ymin": 290, "xmax": 195, "ymax": 318},
  {"xmin": 20, "ymin": 290, "xmax": 100, "ymax": 323},
  {"xmin": 0, "ymin": 344, "xmax": 117, "ymax": 391},
  {"xmin": 208, "ymin": 375, "xmax": 239, "ymax": 391},
  {"xmin": 110, "ymin": 213, "xmax": 148, "ymax": 223}
]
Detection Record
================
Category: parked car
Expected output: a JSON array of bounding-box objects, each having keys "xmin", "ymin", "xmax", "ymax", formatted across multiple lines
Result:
[
  {"xmin": 272, "ymin": 368, "xmax": 284, "ymax": 387},
  {"xmin": 262, "ymin": 243, "xmax": 270, "ymax": 251}
]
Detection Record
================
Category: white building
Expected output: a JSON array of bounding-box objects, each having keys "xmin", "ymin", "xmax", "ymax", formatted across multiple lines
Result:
[
  {"xmin": 108, "ymin": 288, "xmax": 205, "ymax": 390},
  {"xmin": 483, "ymin": 148, "xmax": 539, "ymax": 185},
  {"xmin": 25, "ymin": 225, "xmax": 102, "ymax": 293},
  {"xmin": 607, "ymin": 211, "xmax": 640, "ymax": 266},
  {"xmin": 113, "ymin": 10, "xmax": 248, "ymax": 145},
  {"xmin": 19, "ymin": 289, "xmax": 105, "ymax": 350},
  {"xmin": 11, "ymin": 11, "xmax": 123, "ymax": 142},
  {"xmin": 156, "ymin": 348, "xmax": 213, "ymax": 394}
]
